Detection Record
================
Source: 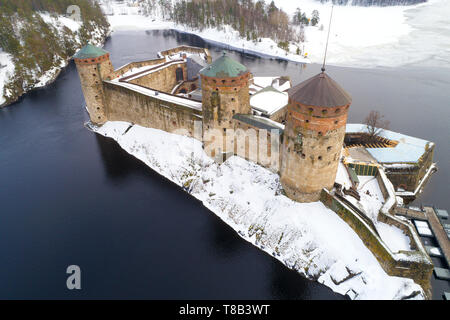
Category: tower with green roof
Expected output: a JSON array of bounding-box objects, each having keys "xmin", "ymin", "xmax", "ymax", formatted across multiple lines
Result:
[
  {"xmin": 74, "ymin": 44, "xmax": 114, "ymax": 124},
  {"xmin": 200, "ymin": 52, "xmax": 251, "ymax": 157}
]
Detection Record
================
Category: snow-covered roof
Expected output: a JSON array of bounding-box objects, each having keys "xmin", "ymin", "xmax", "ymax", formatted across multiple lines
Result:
[
  {"xmin": 104, "ymin": 80, "xmax": 202, "ymax": 111},
  {"xmin": 346, "ymin": 124, "xmax": 432, "ymax": 164},
  {"xmin": 233, "ymin": 114, "xmax": 284, "ymax": 132},
  {"xmin": 250, "ymin": 76, "xmax": 291, "ymax": 93},
  {"xmin": 250, "ymin": 86, "xmax": 288, "ymax": 115}
]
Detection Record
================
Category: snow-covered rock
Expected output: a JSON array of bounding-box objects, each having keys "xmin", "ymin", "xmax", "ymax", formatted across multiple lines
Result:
[{"xmin": 93, "ymin": 121, "xmax": 426, "ymax": 300}]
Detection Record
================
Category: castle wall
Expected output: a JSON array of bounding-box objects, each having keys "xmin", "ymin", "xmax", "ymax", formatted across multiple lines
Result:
[
  {"xmin": 320, "ymin": 189, "xmax": 433, "ymax": 299},
  {"xmin": 384, "ymin": 144, "xmax": 435, "ymax": 193},
  {"xmin": 127, "ymin": 62, "xmax": 187, "ymax": 93},
  {"xmin": 158, "ymin": 46, "xmax": 212, "ymax": 63},
  {"xmin": 201, "ymin": 73, "xmax": 251, "ymax": 156},
  {"xmin": 111, "ymin": 57, "xmax": 166, "ymax": 79},
  {"xmin": 103, "ymin": 82, "xmax": 202, "ymax": 137},
  {"xmin": 231, "ymin": 120, "xmax": 282, "ymax": 171},
  {"xmin": 268, "ymin": 105, "xmax": 288, "ymax": 123},
  {"xmin": 174, "ymin": 78, "xmax": 199, "ymax": 95}
]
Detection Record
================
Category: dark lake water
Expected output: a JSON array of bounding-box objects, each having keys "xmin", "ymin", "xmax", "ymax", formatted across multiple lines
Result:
[{"xmin": 0, "ymin": 29, "xmax": 448, "ymax": 299}]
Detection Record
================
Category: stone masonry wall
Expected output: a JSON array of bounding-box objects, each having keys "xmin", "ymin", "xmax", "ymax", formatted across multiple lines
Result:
[
  {"xmin": 103, "ymin": 82, "xmax": 202, "ymax": 137},
  {"xmin": 320, "ymin": 190, "xmax": 433, "ymax": 299},
  {"xmin": 127, "ymin": 62, "xmax": 187, "ymax": 93}
]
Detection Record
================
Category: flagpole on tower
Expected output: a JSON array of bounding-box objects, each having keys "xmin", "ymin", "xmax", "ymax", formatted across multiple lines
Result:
[{"xmin": 322, "ymin": 5, "xmax": 334, "ymax": 72}]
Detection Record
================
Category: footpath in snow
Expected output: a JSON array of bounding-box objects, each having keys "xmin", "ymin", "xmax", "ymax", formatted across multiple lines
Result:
[{"xmin": 93, "ymin": 121, "xmax": 425, "ymax": 300}]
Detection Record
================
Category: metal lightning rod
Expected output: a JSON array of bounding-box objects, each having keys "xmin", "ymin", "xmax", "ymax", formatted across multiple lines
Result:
[{"xmin": 322, "ymin": 5, "xmax": 334, "ymax": 73}]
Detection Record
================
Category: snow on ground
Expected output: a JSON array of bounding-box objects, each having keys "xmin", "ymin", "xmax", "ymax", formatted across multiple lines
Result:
[
  {"xmin": 93, "ymin": 120, "xmax": 425, "ymax": 299},
  {"xmin": 39, "ymin": 12, "xmax": 82, "ymax": 33},
  {"xmin": 336, "ymin": 162, "xmax": 352, "ymax": 189},
  {"xmin": 377, "ymin": 223, "xmax": 411, "ymax": 252},
  {"xmin": 274, "ymin": 0, "xmax": 411, "ymax": 66},
  {"xmin": 335, "ymin": 163, "xmax": 411, "ymax": 252},
  {"xmin": 103, "ymin": 0, "xmax": 450, "ymax": 69},
  {"xmin": 0, "ymin": 51, "xmax": 14, "ymax": 106},
  {"xmin": 274, "ymin": 0, "xmax": 450, "ymax": 68}
]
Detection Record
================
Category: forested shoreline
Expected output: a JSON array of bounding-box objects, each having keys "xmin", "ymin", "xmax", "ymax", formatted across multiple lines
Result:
[
  {"xmin": 0, "ymin": 0, "xmax": 110, "ymax": 107},
  {"xmin": 316, "ymin": 0, "xmax": 426, "ymax": 6}
]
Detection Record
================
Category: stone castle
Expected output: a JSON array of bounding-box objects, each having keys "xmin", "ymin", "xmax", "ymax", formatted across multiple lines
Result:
[
  {"xmin": 74, "ymin": 44, "xmax": 354, "ymax": 203},
  {"xmin": 74, "ymin": 44, "xmax": 436, "ymax": 297}
]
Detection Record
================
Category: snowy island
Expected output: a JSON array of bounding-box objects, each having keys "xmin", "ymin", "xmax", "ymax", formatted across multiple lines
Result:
[{"xmin": 74, "ymin": 42, "xmax": 436, "ymax": 299}]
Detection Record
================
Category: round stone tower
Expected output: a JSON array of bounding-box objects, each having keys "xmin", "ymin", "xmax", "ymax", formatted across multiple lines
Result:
[
  {"xmin": 200, "ymin": 52, "xmax": 251, "ymax": 155},
  {"xmin": 280, "ymin": 71, "xmax": 352, "ymax": 202},
  {"xmin": 74, "ymin": 44, "xmax": 114, "ymax": 125}
]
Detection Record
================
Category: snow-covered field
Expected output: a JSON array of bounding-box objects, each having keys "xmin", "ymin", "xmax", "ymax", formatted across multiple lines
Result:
[
  {"xmin": 93, "ymin": 121, "xmax": 425, "ymax": 300},
  {"xmin": 102, "ymin": 0, "xmax": 450, "ymax": 68}
]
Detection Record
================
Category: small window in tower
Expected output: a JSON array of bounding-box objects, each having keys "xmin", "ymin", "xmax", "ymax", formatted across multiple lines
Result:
[
  {"xmin": 93, "ymin": 74, "xmax": 96, "ymax": 77},
  {"xmin": 334, "ymin": 120, "xmax": 338, "ymax": 125},
  {"xmin": 232, "ymin": 110, "xmax": 235, "ymax": 114},
  {"xmin": 318, "ymin": 156, "xmax": 322, "ymax": 160},
  {"xmin": 231, "ymin": 98, "xmax": 235, "ymax": 102},
  {"xmin": 222, "ymin": 80, "xmax": 226, "ymax": 84},
  {"xmin": 327, "ymin": 146, "xmax": 332, "ymax": 152},
  {"xmin": 335, "ymin": 108, "xmax": 340, "ymax": 113},
  {"xmin": 223, "ymin": 128, "xmax": 226, "ymax": 133},
  {"xmin": 288, "ymin": 148, "xmax": 291, "ymax": 153},
  {"xmin": 96, "ymin": 107, "xmax": 100, "ymax": 110},
  {"xmin": 234, "ymin": 88, "xmax": 237, "ymax": 91},
  {"xmin": 318, "ymin": 131, "xmax": 322, "ymax": 136},
  {"xmin": 322, "ymin": 109, "xmax": 327, "ymax": 115},
  {"xmin": 305, "ymin": 120, "xmax": 309, "ymax": 123},
  {"xmin": 308, "ymin": 108, "xmax": 313, "ymax": 113},
  {"xmin": 301, "ymin": 153, "xmax": 306, "ymax": 159}
]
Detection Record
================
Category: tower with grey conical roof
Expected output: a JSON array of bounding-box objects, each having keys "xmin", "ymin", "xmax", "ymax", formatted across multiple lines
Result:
[{"xmin": 280, "ymin": 71, "xmax": 352, "ymax": 202}]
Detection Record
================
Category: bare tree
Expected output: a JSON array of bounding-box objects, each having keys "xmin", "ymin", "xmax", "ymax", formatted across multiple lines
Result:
[{"xmin": 364, "ymin": 110, "xmax": 390, "ymax": 142}]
